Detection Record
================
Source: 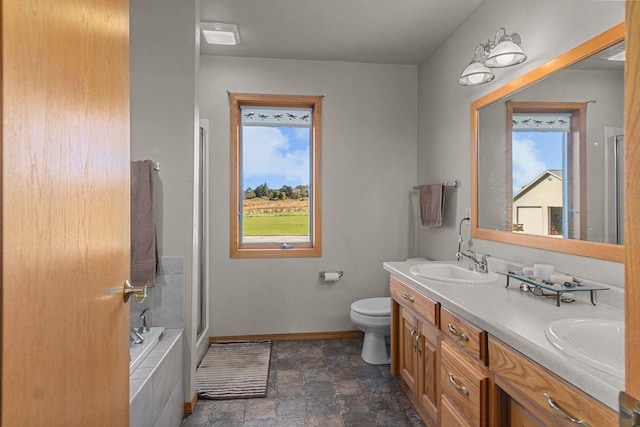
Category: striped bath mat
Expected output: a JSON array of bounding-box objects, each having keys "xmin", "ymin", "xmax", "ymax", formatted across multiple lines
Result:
[{"xmin": 195, "ymin": 341, "xmax": 271, "ymax": 400}]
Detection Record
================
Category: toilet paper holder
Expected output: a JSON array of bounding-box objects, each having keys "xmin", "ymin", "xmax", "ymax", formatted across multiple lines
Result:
[{"xmin": 319, "ymin": 271, "xmax": 344, "ymax": 279}]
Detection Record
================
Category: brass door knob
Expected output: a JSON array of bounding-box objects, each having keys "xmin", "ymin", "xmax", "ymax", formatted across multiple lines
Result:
[{"xmin": 123, "ymin": 280, "xmax": 147, "ymax": 303}]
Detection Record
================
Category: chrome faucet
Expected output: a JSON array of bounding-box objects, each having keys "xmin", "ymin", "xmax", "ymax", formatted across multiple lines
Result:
[
  {"xmin": 138, "ymin": 308, "xmax": 150, "ymax": 334},
  {"xmin": 456, "ymin": 249, "xmax": 490, "ymax": 272},
  {"xmin": 130, "ymin": 327, "xmax": 144, "ymax": 345}
]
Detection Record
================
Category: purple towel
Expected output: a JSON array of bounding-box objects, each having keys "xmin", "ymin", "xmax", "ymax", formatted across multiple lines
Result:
[
  {"xmin": 130, "ymin": 160, "xmax": 161, "ymax": 286},
  {"xmin": 419, "ymin": 184, "xmax": 445, "ymax": 227}
]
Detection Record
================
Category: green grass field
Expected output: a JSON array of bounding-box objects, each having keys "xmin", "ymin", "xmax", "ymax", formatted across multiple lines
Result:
[{"xmin": 243, "ymin": 213, "xmax": 309, "ymax": 236}]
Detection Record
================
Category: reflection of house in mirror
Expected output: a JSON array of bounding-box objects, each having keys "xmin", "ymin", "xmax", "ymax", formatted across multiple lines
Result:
[{"xmin": 512, "ymin": 170, "xmax": 563, "ymax": 237}]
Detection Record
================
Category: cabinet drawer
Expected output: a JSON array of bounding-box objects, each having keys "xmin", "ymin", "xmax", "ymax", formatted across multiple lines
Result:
[
  {"xmin": 441, "ymin": 306, "xmax": 487, "ymax": 364},
  {"xmin": 441, "ymin": 395, "xmax": 473, "ymax": 427},
  {"xmin": 390, "ymin": 276, "xmax": 438, "ymax": 325},
  {"xmin": 441, "ymin": 340, "xmax": 488, "ymax": 426},
  {"xmin": 489, "ymin": 337, "xmax": 617, "ymax": 427}
]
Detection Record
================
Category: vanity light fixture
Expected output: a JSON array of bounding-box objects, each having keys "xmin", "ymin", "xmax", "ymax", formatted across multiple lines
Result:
[
  {"xmin": 458, "ymin": 27, "xmax": 527, "ymax": 86},
  {"xmin": 459, "ymin": 46, "xmax": 495, "ymax": 86},
  {"xmin": 201, "ymin": 22, "xmax": 240, "ymax": 45}
]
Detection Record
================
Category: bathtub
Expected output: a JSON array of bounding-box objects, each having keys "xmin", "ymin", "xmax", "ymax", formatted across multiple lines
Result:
[
  {"xmin": 130, "ymin": 327, "xmax": 183, "ymax": 427},
  {"xmin": 130, "ymin": 327, "xmax": 165, "ymax": 374}
]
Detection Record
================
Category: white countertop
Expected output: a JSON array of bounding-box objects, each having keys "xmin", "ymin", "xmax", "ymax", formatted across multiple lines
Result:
[{"xmin": 383, "ymin": 260, "xmax": 624, "ymax": 410}]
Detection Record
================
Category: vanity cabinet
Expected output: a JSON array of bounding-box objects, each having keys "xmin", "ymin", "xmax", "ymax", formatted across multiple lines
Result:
[
  {"xmin": 489, "ymin": 336, "xmax": 617, "ymax": 426},
  {"xmin": 389, "ymin": 273, "xmax": 617, "ymax": 426},
  {"xmin": 390, "ymin": 276, "xmax": 439, "ymax": 426}
]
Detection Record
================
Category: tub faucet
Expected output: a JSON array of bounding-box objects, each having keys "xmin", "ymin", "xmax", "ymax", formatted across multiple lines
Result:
[
  {"xmin": 130, "ymin": 327, "xmax": 144, "ymax": 345},
  {"xmin": 138, "ymin": 308, "xmax": 150, "ymax": 334},
  {"xmin": 456, "ymin": 249, "xmax": 490, "ymax": 272}
]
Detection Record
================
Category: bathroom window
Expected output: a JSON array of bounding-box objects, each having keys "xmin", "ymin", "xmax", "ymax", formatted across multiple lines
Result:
[
  {"xmin": 508, "ymin": 102, "xmax": 586, "ymax": 240},
  {"xmin": 229, "ymin": 93, "xmax": 322, "ymax": 258}
]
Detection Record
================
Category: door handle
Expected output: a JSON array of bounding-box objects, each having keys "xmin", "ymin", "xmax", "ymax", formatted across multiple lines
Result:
[{"xmin": 123, "ymin": 280, "xmax": 147, "ymax": 303}]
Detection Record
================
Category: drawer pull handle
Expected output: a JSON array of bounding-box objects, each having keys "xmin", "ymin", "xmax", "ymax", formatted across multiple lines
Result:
[
  {"xmin": 543, "ymin": 393, "xmax": 590, "ymax": 426},
  {"xmin": 402, "ymin": 292, "xmax": 415, "ymax": 302},
  {"xmin": 415, "ymin": 333, "xmax": 421, "ymax": 355},
  {"xmin": 448, "ymin": 373, "xmax": 468, "ymax": 395},
  {"xmin": 447, "ymin": 323, "xmax": 468, "ymax": 341}
]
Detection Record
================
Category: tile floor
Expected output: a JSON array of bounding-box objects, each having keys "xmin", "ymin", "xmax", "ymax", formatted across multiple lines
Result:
[{"xmin": 181, "ymin": 337, "xmax": 425, "ymax": 426}]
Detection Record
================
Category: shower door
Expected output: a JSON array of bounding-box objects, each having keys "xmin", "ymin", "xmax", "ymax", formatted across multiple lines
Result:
[{"xmin": 194, "ymin": 119, "xmax": 210, "ymax": 342}]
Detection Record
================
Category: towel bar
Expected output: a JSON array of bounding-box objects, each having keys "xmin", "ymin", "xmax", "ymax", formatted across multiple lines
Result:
[{"xmin": 413, "ymin": 180, "xmax": 459, "ymax": 189}]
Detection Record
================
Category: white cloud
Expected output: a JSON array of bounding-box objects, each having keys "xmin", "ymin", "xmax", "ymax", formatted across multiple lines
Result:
[
  {"xmin": 243, "ymin": 126, "xmax": 309, "ymax": 185},
  {"xmin": 512, "ymin": 135, "xmax": 547, "ymax": 194},
  {"xmin": 291, "ymin": 127, "xmax": 310, "ymax": 140}
]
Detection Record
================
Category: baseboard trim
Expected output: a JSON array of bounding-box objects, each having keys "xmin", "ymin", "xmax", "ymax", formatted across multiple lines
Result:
[
  {"xmin": 184, "ymin": 392, "xmax": 198, "ymax": 415},
  {"xmin": 209, "ymin": 330, "xmax": 364, "ymax": 343}
]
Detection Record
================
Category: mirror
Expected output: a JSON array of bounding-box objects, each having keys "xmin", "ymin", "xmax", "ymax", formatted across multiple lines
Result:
[{"xmin": 471, "ymin": 23, "xmax": 624, "ymax": 262}]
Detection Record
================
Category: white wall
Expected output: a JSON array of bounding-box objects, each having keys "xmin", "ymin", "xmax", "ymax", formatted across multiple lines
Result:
[
  {"xmin": 130, "ymin": 0, "xmax": 199, "ymax": 404},
  {"xmin": 200, "ymin": 56, "xmax": 418, "ymax": 335},
  {"xmin": 417, "ymin": 0, "xmax": 625, "ymax": 286}
]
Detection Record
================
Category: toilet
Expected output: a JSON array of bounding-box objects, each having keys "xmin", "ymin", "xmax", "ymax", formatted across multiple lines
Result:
[
  {"xmin": 350, "ymin": 297, "xmax": 391, "ymax": 365},
  {"xmin": 350, "ymin": 258, "xmax": 428, "ymax": 365}
]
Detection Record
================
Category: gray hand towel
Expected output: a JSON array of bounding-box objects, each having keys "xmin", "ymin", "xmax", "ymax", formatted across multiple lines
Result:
[
  {"xmin": 131, "ymin": 160, "xmax": 161, "ymax": 286},
  {"xmin": 419, "ymin": 184, "xmax": 445, "ymax": 227}
]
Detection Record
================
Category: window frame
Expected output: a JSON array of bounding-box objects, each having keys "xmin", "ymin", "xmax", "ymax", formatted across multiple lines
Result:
[
  {"xmin": 229, "ymin": 93, "xmax": 322, "ymax": 258},
  {"xmin": 506, "ymin": 101, "xmax": 587, "ymax": 240}
]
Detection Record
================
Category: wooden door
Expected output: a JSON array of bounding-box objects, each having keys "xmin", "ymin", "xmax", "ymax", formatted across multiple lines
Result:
[
  {"xmin": 1, "ymin": 0, "xmax": 131, "ymax": 425},
  {"xmin": 399, "ymin": 306, "xmax": 419, "ymax": 395},
  {"xmin": 626, "ymin": 0, "xmax": 640, "ymax": 399}
]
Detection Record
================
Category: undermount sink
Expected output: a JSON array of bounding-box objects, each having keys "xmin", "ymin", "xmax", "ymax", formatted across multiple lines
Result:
[
  {"xmin": 409, "ymin": 263, "xmax": 500, "ymax": 284},
  {"xmin": 545, "ymin": 318, "xmax": 624, "ymax": 379}
]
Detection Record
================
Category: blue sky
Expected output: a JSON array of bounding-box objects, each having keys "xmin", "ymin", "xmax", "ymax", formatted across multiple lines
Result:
[
  {"xmin": 512, "ymin": 131, "xmax": 564, "ymax": 194},
  {"xmin": 242, "ymin": 126, "xmax": 310, "ymax": 190}
]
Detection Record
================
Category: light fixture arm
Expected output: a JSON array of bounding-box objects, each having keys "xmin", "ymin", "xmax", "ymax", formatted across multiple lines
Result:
[
  {"xmin": 494, "ymin": 27, "xmax": 508, "ymax": 43},
  {"xmin": 470, "ymin": 45, "xmax": 486, "ymax": 62}
]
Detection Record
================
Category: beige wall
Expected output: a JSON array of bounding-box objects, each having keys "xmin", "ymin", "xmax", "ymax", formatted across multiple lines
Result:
[
  {"xmin": 200, "ymin": 56, "xmax": 418, "ymax": 335},
  {"xmin": 417, "ymin": 0, "xmax": 625, "ymax": 286}
]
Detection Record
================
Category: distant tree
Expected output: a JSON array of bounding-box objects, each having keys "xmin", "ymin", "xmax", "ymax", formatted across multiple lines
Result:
[
  {"xmin": 280, "ymin": 185, "xmax": 293, "ymax": 198},
  {"xmin": 254, "ymin": 183, "xmax": 269, "ymax": 198},
  {"xmin": 269, "ymin": 190, "xmax": 281, "ymax": 200},
  {"xmin": 295, "ymin": 184, "xmax": 309, "ymax": 198},
  {"xmin": 244, "ymin": 187, "xmax": 256, "ymax": 199}
]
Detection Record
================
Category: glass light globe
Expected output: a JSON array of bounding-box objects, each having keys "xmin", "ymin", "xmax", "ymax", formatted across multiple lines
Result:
[
  {"xmin": 485, "ymin": 41, "xmax": 526, "ymax": 68},
  {"xmin": 458, "ymin": 62, "xmax": 494, "ymax": 86}
]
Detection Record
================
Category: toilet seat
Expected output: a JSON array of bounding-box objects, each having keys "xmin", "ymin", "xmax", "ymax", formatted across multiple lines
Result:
[{"xmin": 350, "ymin": 297, "xmax": 390, "ymax": 317}]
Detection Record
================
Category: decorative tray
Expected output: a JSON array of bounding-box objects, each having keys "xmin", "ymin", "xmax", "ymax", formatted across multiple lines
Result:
[{"xmin": 499, "ymin": 272, "xmax": 609, "ymax": 307}]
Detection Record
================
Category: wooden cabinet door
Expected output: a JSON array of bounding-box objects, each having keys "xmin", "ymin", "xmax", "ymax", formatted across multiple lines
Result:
[
  {"xmin": 1, "ymin": 0, "xmax": 131, "ymax": 425},
  {"xmin": 399, "ymin": 306, "xmax": 419, "ymax": 395},
  {"xmin": 418, "ymin": 319, "xmax": 439, "ymax": 425}
]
